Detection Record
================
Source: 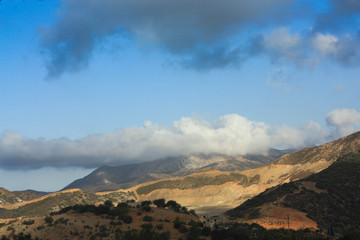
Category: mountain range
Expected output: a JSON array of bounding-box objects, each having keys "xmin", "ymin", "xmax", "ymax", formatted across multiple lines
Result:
[
  {"xmin": 63, "ymin": 149, "xmax": 295, "ymax": 192},
  {"xmin": 1, "ymin": 131, "xmax": 360, "ymax": 238}
]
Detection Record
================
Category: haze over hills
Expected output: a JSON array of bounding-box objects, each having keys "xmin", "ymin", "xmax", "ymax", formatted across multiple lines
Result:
[
  {"xmin": 64, "ymin": 149, "xmax": 294, "ymax": 192},
  {"xmin": 226, "ymin": 151, "xmax": 360, "ymax": 235}
]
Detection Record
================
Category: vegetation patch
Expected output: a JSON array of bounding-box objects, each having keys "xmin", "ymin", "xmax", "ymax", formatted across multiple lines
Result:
[{"xmin": 136, "ymin": 173, "xmax": 258, "ymax": 195}]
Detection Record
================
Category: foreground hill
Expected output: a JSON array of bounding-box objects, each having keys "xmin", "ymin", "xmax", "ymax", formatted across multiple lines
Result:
[
  {"xmin": 64, "ymin": 150, "xmax": 293, "ymax": 192},
  {"xmin": 122, "ymin": 131, "xmax": 360, "ymax": 215},
  {"xmin": 0, "ymin": 189, "xmax": 136, "ymax": 219},
  {"xmin": 0, "ymin": 201, "xmax": 204, "ymax": 240},
  {"xmin": 226, "ymin": 151, "xmax": 360, "ymax": 235}
]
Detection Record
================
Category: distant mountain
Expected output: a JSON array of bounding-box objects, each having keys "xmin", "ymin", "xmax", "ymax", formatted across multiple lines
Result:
[
  {"xmin": 119, "ymin": 131, "xmax": 360, "ymax": 215},
  {"xmin": 63, "ymin": 150, "xmax": 293, "ymax": 192},
  {"xmin": 226, "ymin": 151, "xmax": 360, "ymax": 235},
  {"xmin": 0, "ymin": 188, "xmax": 46, "ymax": 205}
]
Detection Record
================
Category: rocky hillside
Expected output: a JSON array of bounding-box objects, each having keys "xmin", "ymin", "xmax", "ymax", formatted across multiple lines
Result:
[
  {"xmin": 64, "ymin": 150, "xmax": 293, "ymax": 192},
  {"xmin": 226, "ymin": 151, "xmax": 360, "ymax": 235},
  {"xmin": 117, "ymin": 131, "xmax": 360, "ymax": 215}
]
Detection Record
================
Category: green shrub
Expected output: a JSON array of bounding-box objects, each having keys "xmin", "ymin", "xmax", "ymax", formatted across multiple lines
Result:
[
  {"xmin": 174, "ymin": 217, "xmax": 182, "ymax": 229},
  {"xmin": 122, "ymin": 215, "xmax": 133, "ymax": 224},
  {"xmin": 179, "ymin": 225, "xmax": 188, "ymax": 233},
  {"xmin": 22, "ymin": 219, "xmax": 35, "ymax": 225},
  {"xmin": 44, "ymin": 216, "xmax": 53, "ymax": 224},
  {"xmin": 153, "ymin": 199, "xmax": 166, "ymax": 208},
  {"xmin": 117, "ymin": 202, "xmax": 128, "ymax": 208},
  {"xmin": 143, "ymin": 215, "xmax": 153, "ymax": 222},
  {"xmin": 104, "ymin": 200, "xmax": 114, "ymax": 207},
  {"xmin": 141, "ymin": 223, "xmax": 153, "ymax": 231}
]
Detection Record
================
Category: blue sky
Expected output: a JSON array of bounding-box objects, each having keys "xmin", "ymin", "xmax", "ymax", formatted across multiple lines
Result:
[{"xmin": 0, "ymin": 0, "xmax": 360, "ymax": 191}]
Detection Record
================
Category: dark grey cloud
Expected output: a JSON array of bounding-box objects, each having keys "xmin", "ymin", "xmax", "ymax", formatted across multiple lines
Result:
[
  {"xmin": 39, "ymin": 0, "xmax": 360, "ymax": 77},
  {"xmin": 39, "ymin": 0, "xmax": 296, "ymax": 77}
]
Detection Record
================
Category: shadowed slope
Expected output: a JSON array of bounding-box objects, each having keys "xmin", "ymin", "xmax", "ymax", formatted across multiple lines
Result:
[{"xmin": 227, "ymin": 151, "xmax": 360, "ymax": 234}]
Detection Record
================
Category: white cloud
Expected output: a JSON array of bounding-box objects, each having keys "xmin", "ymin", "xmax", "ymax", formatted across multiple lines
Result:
[
  {"xmin": 1, "ymin": 110, "xmax": 359, "ymax": 170},
  {"xmin": 326, "ymin": 108, "xmax": 360, "ymax": 137},
  {"xmin": 312, "ymin": 33, "xmax": 338, "ymax": 55},
  {"xmin": 263, "ymin": 27, "xmax": 316, "ymax": 67}
]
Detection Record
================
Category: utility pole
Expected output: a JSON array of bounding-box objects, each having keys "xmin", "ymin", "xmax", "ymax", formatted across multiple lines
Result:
[
  {"xmin": 287, "ymin": 214, "xmax": 290, "ymax": 229},
  {"xmin": 328, "ymin": 220, "xmax": 334, "ymax": 240}
]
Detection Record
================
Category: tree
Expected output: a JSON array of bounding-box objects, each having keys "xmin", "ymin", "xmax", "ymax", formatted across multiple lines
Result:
[
  {"xmin": 44, "ymin": 216, "xmax": 53, "ymax": 224},
  {"xmin": 153, "ymin": 199, "xmax": 166, "ymax": 208},
  {"xmin": 104, "ymin": 200, "xmax": 114, "ymax": 208}
]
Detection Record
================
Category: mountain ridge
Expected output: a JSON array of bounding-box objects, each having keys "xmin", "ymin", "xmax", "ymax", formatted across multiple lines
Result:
[
  {"xmin": 120, "ymin": 131, "xmax": 360, "ymax": 215},
  {"xmin": 63, "ymin": 149, "xmax": 293, "ymax": 192}
]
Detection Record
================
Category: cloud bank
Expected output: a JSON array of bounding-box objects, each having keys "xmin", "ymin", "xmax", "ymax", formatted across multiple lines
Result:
[
  {"xmin": 1, "ymin": 109, "xmax": 359, "ymax": 170},
  {"xmin": 38, "ymin": 0, "xmax": 360, "ymax": 77}
]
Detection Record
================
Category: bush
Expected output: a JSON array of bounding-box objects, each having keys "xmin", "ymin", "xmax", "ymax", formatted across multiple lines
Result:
[
  {"xmin": 174, "ymin": 217, "xmax": 182, "ymax": 229},
  {"xmin": 179, "ymin": 225, "xmax": 188, "ymax": 233},
  {"xmin": 37, "ymin": 225, "xmax": 45, "ymax": 230},
  {"xmin": 201, "ymin": 226, "xmax": 211, "ymax": 236},
  {"xmin": 159, "ymin": 231, "xmax": 170, "ymax": 240},
  {"xmin": 22, "ymin": 219, "xmax": 35, "ymax": 225},
  {"xmin": 153, "ymin": 199, "xmax": 166, "ymax": 208},
  {"xmin": 142, "ymin": 205, "xmax": 152, "ymax": 212},
  {"xmin": 141, "ymin": 201, "xmax": 152, "ymax": 207},
  {"xmin": 55, "ymin": 218, "xmax": 69, "ymax": 225},
  {"xmin": 44, "ymin": 216, "xmax": 53, "ymax": 224},
  {"xmin": 104, "ymin": 200, "xmax": 114, "ymax": 208},
  {"xmin": 122, "ymin": 215, "xmax": 133, "ymax": 224},
  {"xmin": 109, "ymin": 207, "xmax": 128, "ymax": 217},
  {"xmin": 166, "ymin": 200, "xmax": 181, "ymax": 212},
  {"xmin": 94, "ymin": 204, "xmax": 110, "ymax": 215},
  {"xmin": 141, "ymin": 223, "xmax": 153, "ymax": 231},
  {"xmin": 117, "ymin": 202, "xmax": 128, "ymax": 208},
  {"xmin": 143, "ymin": 215, "xmax": 153, "ymax": 222}
]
